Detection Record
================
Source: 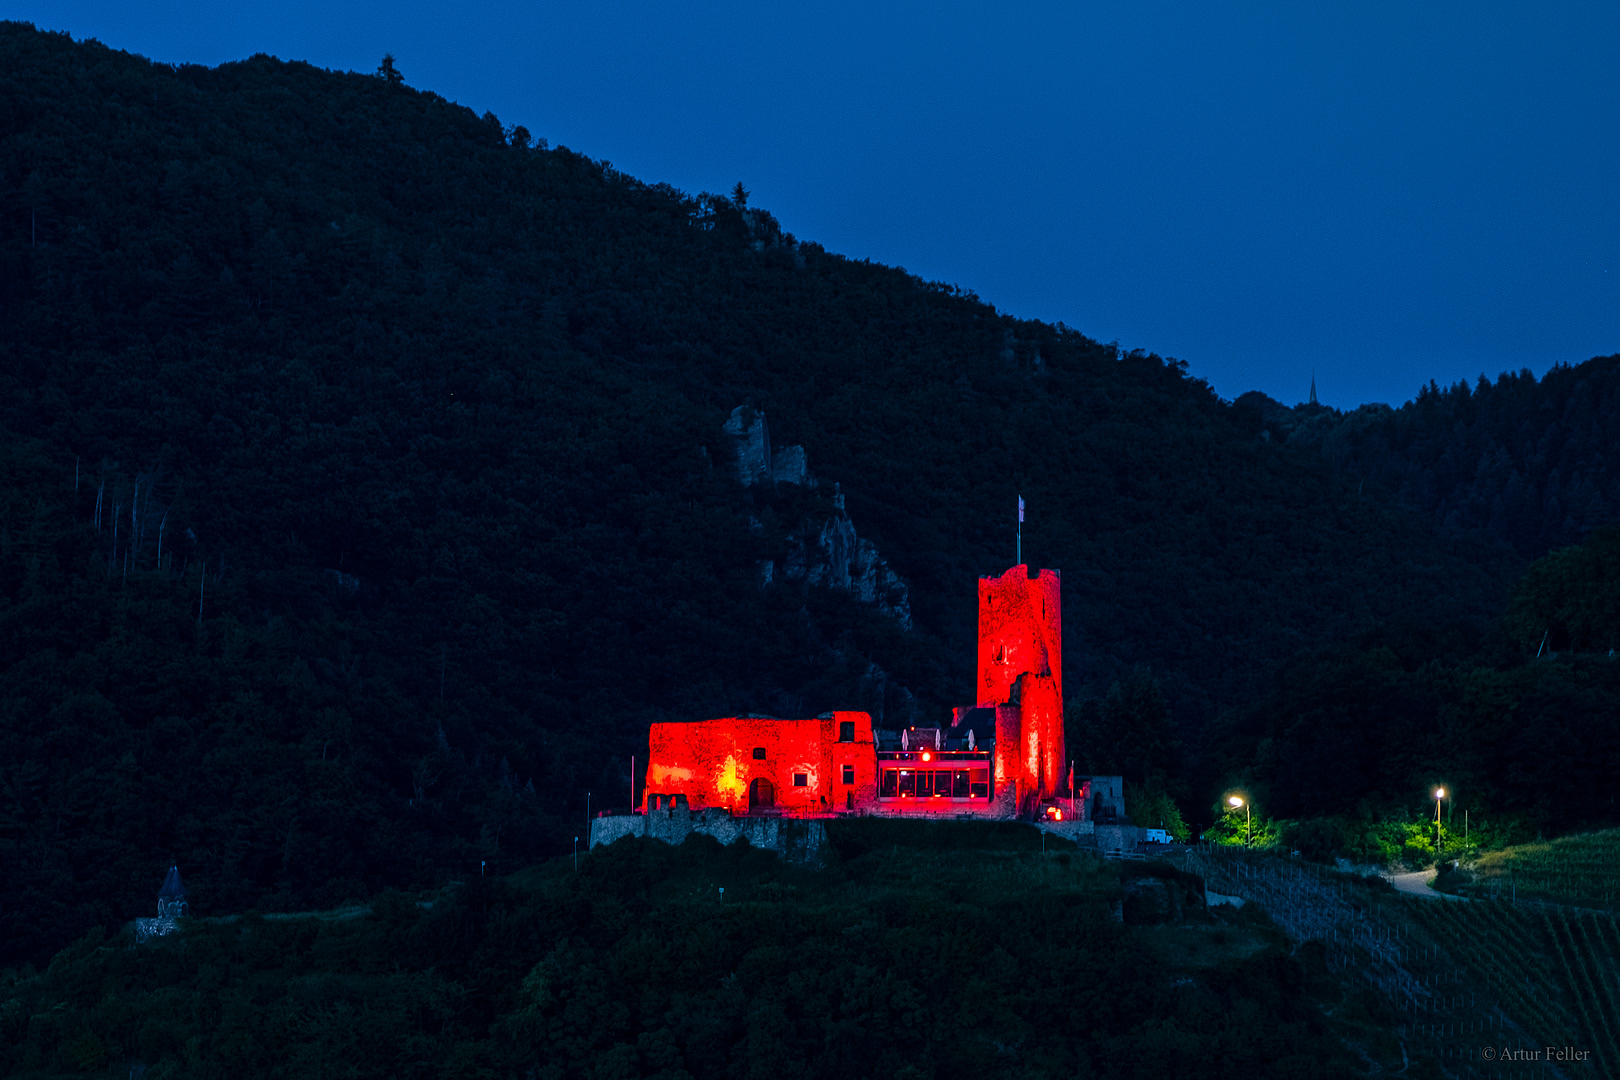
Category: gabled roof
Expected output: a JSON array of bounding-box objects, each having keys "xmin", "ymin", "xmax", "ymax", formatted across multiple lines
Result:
[{"xmin": 158, "ymin": 865, "xmax": 185, "ymax": 899}]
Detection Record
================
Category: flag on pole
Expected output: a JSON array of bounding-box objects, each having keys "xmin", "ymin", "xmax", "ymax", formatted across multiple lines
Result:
[{"xmin": 1018, "ymin": 496, "xmax": 1025, "ymax": 522}]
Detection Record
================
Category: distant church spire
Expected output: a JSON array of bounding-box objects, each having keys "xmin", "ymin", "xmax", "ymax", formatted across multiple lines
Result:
[{"xmin": 1309, "ymin": 371, "xmax": 1318, "ymax": 405}]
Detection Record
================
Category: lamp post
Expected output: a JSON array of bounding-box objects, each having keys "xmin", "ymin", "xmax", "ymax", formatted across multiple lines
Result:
[
  {"xmin": 1434, "ymin": 788, "xmax": 1445, "ymax": 862},
  {"xmin": 1229, "ymin": 795, "xmax": 1249, "ymax": 847}
]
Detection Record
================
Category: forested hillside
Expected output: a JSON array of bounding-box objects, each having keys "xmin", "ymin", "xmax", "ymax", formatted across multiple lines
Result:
[
  {"xmin": 1237, "ymin": 358, "xmax": 1620, "ymax": 559},
  {"xmin": 1, "ymin": 23, "xmax": 1616, "ymax": 970},
  {"xmin": 1196, "ymin": 524, "xmax": 1620, "ymax": 855}
]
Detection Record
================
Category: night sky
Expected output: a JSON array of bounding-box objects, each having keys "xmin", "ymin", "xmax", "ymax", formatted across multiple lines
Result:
[{"xmin": 14, "ymin": 1, "xmax": 1618, "ymax": 408}]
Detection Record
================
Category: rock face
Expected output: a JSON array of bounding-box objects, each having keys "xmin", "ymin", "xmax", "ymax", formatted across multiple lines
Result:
[
  {"xmin": 724, "ymin": 406, "xmax": 910, "ymax": 628},
  {"xmin": 779, "ymin": 510, "xmax": 911, "ymax": 628}
]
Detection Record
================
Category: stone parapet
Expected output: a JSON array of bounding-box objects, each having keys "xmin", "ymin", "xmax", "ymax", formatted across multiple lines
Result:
[
  {"xmin": 589, "ymin": 807, "xmax": 827, "ymax": 865},
  {"xmin": 1037, "ymin": 819, "xmax": 1095, "ymax": 844}
]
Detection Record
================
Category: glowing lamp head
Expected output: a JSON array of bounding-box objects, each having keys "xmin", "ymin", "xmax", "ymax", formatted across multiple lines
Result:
[
  {"xmin": 1435, "ymin": 787, "xmax": 1445, "ymax": 800},
  {"xmin": 1052, "ymin": 808, "xmax": 1063, "ymax": 820},
  {"xmin": 921, "ymin": 751, "xmax": 931, "ymax": 761},
  {"xmin": 1228, "ymin": 796, "xmax": 1243, "ymax": 808}
]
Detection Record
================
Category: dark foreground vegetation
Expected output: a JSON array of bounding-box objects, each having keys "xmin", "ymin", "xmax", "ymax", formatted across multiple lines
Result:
[
  {"xmin": 1, "ymin": 826, "xmax": 1359, "ymax": 1080},
  {"xmin": 2, "ymin": 17, "xmax": 1619, "ymax": 996}
]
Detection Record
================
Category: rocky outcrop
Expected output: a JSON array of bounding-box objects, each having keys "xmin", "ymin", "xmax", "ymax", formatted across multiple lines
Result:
[
  {"xmin": 725, "ymin": 406, "xmax": 910, "ymax": 628},
  {"xmin": 775, "ymin": 505, "xmax": 912, "ymax": 628}
]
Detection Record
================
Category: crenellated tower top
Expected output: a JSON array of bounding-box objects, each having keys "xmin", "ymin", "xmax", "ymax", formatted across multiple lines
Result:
[{"xmin": 976, "ymin": 565, "xmax": 1061, "ymax": 712}]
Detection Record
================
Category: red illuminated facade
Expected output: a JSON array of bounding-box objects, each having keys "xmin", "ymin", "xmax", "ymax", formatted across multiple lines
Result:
[
  {"xmin": 642, "ymin": 565, "xmax": 1069, "ymax": 821},
  {"xmin": 974, "ymin": 565, "xmax": 1064, "ymax": 813},
  {"xmin": 646, "ymin": 711, "xmax": 878, "ymax": 816}
]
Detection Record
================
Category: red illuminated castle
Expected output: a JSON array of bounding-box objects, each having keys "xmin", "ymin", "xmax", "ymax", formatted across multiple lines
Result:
[{"xmin": 643, "ymin": 564, "xmax": 1087, "ymax": 822}]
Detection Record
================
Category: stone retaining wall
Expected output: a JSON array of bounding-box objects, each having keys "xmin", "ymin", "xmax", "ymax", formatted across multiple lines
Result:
[{"xmin": 589, "ymin": 807, "xmax": 827, "ymax": 865}]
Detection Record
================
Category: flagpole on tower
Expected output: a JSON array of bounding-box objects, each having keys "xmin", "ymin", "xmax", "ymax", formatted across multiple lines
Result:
[{"xmin": 1017, "ymin": 495, "xmax": 1024, "ymax": 565}]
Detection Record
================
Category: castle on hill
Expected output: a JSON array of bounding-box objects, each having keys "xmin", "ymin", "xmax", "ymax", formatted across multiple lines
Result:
[{"xmin": 592, "ymin": 565, "xmax": 1131, "ymax": 853}]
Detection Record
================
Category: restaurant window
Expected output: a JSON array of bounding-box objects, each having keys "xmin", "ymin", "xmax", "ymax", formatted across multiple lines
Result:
[
  {"xmin": 880, "ymin": 770, "xmax": 898, "ymax": 797},
  {"xmin": 896, "ymin": 769, "xmax": 915, "ymax": 797},
  {"xmin": 969, "ymin": 767, "xmax": 989, "ymax": 799}
]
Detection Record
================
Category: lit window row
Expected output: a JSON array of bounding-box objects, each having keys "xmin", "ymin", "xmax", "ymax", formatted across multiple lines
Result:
[{"xmin": 878, "ymin": 767, "xmax": 990, "ymax": 799}]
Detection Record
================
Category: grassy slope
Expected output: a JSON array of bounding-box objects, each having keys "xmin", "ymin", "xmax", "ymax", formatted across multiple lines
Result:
[{"xmin": 1462, "ymin": 829, "xmax": 1620, "ymax": 907}]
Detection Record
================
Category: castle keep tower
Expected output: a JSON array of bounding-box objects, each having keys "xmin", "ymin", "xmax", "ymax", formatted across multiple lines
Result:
[
  {"xmin": 977, "ymin": 565, "xmax": 1062, "ymax": 708},
  {"xmin": 976, "ymin": 565, "xmax": 1064, "ymax": 813}
]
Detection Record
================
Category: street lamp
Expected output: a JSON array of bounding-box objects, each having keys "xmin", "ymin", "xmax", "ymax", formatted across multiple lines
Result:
[
  {"xmin": 1434, "ymin": 788, "xmax": 1445, "ymax": 861},
  {"xmin": 1229, "ymin": 795, "xmax": 1249, "ymax": 847}
]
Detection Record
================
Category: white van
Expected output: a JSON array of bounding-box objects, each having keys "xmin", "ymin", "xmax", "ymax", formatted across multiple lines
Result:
[{"xmin": 1143, "ymin": 828, "xmax": 1171, "ymax": 844}]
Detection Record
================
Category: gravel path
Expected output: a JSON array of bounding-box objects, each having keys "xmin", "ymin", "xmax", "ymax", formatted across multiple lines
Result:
[{"xmin": 1385, "ymin": 870, "xmax": 1467, "ymax": 900}]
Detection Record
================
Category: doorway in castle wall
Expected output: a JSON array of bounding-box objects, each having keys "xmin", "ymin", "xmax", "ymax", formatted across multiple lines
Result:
[{"xmin": 749, "ymin": 778, "xmax": 776, "ymax": 812}]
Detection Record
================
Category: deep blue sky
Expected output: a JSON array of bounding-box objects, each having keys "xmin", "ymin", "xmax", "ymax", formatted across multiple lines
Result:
[{"xmin": 14, "ymin": 1, "xmax": 1619, "ymax": 407}]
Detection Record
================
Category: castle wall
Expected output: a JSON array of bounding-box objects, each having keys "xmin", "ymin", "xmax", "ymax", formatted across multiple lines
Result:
[
  {"xmin": 1017, "ymin": 672, "xmax": 1065, "ymax": 801},
  {"xmin": 590, "ymin": 806, "xmax": 827, "ymax": 864},
  {"xmin": 644, "ymin": 711, "xmax": 876, "ymax": 816}
]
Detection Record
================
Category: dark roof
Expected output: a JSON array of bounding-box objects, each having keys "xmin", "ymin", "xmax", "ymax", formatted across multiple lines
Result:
[{"xmin": 158, "ymin": 865, "xmax": 185, "ymax": 899}]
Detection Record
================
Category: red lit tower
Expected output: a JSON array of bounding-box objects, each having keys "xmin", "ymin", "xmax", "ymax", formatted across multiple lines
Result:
[{"xmin": 976, "ymin": 565, "xmax": 1064, "ymax": 813}]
